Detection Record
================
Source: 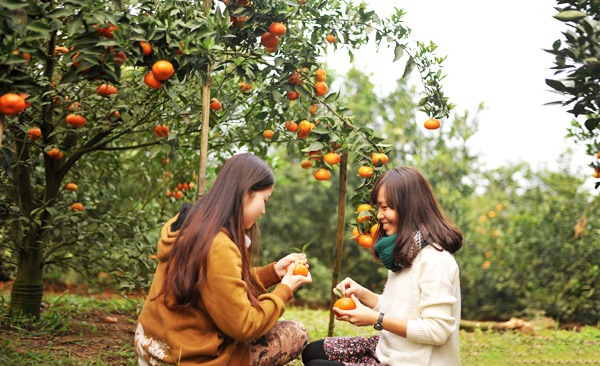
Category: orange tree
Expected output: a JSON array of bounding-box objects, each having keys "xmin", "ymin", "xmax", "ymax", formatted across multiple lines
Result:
[
  {"xmin": 546, "ymin": 0, "xmax": 600, "ymax": 185},
  {"xmin": 0, "ymin": 0, "xmax": 451, "ymax": 319}
]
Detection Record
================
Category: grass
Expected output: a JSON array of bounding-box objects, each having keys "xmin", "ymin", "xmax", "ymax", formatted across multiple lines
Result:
[{"xmin": 1, "ymin": 293, "xmax": 599, "ymax": 365}]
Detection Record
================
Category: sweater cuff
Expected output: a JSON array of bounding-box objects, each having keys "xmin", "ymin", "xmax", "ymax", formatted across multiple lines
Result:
[
  {"xmin": 254, "ymin": 262, "xmax": 281, "ymax": 289},
  {"xmin": 271, "ymin": 283, "xmax": 294, "ymax": 303}
]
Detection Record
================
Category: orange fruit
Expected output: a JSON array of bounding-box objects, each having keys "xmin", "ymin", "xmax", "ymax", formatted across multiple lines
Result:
[
  {"xmin": 239, "ymin": 81, "xmax": 253, "ymax": 93},
  {"xmin": 66, "ymin": 114, "xmax": 86, "ymax": 128},
  {"xmin": 210, "ymin": 98, "xmax": 222, "ymax": 111},
  {"xmin": 96, "ymin": 84, "xmax": 118, "ymax": 97},
  {"xmin": 358, "ymin": 166, "xmax": 374, "ymax": 178},
  {"xmin": 27, "ymin": 127, "xmax": 42, "ymax": 140},
  {"xmin": 300, "ymin": 159, "xmax": 313, "ymax": 169},
  {"xmin": 269, "ymin": 22, "xmax": 286, "ymax": 36},
  {"xmin": 284, "ymin": 121, "xmax": 298, "ymax": 133},
  {"xmin": 65, "ymin": 182, "xmax": 78, "ymax": 191},
  {"xmin": 261, "ymin": 32, "xmax": 280, "ymax": 49},
  {"xmin": 333, "ymin": 297, "xmax": 356, "ymax": 310},
  {"xmin": 308, "ymin": 150, "xmax": 322, "ymax": 160},
  {"xmin": 372, "ymin": 153, "xmax": 388, "ymax": 167},
  {"xmin": 47, "ymin": 147, "xmax": 64, "ymax": 160},
  {"xmin": 315, "ymin": 69, "xmax": 326, "ymax": 82},
  {"xmin": 97, "ymin": 24, "xmax": 118, "ymax": 38},
  {"xmin": 289, "ymin": 71, "xmax": 302, "ymax": 85},
  {"xmin": 286, "ymin": 90, "xmax": 300, "ymax": 100},
  {"xmin": 292, "ymin": 262, "xmax": 309, "ymax": 276},
  {"xmin": 70, "ymin": 202, "xmax": 84, "ymax": 211},
  {"xmin": 68, "ymin": 102, "xmax": 82, "ymax": 112},
  {"xmin": 314, "ymin": 81, "xmax": 328, "ymax": 96},
  {"xmin": 139, "ymin": 41, "xmax": 152, "ymax": 56},
  {"xmin": 314, "ymin": 168, "xmax": 331, "ymax": 181},
  {"xmin": 154, "ymin": 124, "xmax": 169, "ymax": 138},
  {"xmin": 263, "ymin": 129, "xmax": 275, "ymax": 139},
  {"xmin": 144, "ymin": 71, "xmax": 163, "ymax": 89},
  {"xmin": 352, "ymin": 227, "xmax": 360, "ymax": 241},
  {"xmin": 357, "ymin": 234, "xmax": 374, "ymax": 248},
  {"xmin": 370, "ymin": 224, "xmax": 379, "ymax": 238},
  {"xmin": 424, "ymin": 117, "xmax": 441, "ymax": 130},
  {"xmin": 309, "ymin": 104, "xmax": 319, "ymax": 115},
  {"xmin": 0, "ymin": 93, "xmax": 27, "ymax": 116},
  {"xmin": 173, "ymin": 190, "xmax": 183, "ymax": 199},
  {"xmin": 54, "ymin": 46, "xmax": 69, "ymax": 55},
  {"xmin": 326, "ymin": 34, "xmax": 336, "ymax": 43},
  {"xmin": 112, "ymin": 51, "xmax": 127, "ymax": 66},
  {"xmin": 152, "ymin": 60, "xmax": 175, "ymax": 81},
  {"xmin": 297, "ymin": 129, "xmax": 310, "ymax": 139},
  {"xmin": 593, "ymin": 168, "xmax": 600, "ymax": 179},
  {"xmin": 299, "ymin": 120, "xmax": 312, "ymax": 133},
  {"xmin": 324, "ymin": 152, "xmax": 341, "ymax": 165},
  {"xmin": 357, "ymin": 204, "xmax": 372, "ymax": 213}
]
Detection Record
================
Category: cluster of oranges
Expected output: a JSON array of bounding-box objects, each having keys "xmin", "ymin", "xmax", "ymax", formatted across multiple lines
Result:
[
  {"xmin": 352, "ymin": 203, "xmax": 379, "ymax": 249},
  {"xmin": 144, "ymin": 60, "xmax": 175, "ymax": 90},
  {"xmin": 63, "ymin": 181, "xmax": 84, "ymax": 212},
  {"xmin": 166, "ymin": 181, "xmax": 195, "ymax": 200}
]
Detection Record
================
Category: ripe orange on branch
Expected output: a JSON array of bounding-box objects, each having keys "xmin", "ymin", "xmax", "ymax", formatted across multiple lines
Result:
[
  {"xmin": 0, "ymin": 93, "xmax": 27, "ymax": 115},
  {"xmin": 139, "ymin": 41, "xmax": 152, "ymax": 55},
  {"xmin": 326, "ymin": 34, "xmax": 336, "ymax": 43},
  {"xmin": 284, "ymin": 121, "xmax": 298, "ymax": 133},
  {"xmin": 154, "ymin": 124, "xmax": 169, "ymax": 138},
  {"xmin": 144, "ymin": 72, "xmax": 163, "ymax": 89},
  {"xmin": 269, "ymin": 22, "xmax": 286, "ymax": 36},
  {"xmin": 372, "ymin": 153, "xmax": 388, "ymax": 167},
  {"xmin": 314, "ymin": 81, "xmax": 328, "ymax": 96},
  {"xmin": 358, "ymin": 166, "xmax": 374, "ymax": 178},
  {"xmin": 286, "ymin": 90, "xmax": 300, "ymax": 100},
  {"xmin": 424, "ymin": 117, "xmax": 441, "ymax": 130},
  {"xmin": 65, "ymin": 183, "xmax": 78, "ymax": 192},
  {"xmin": 70, "ymin": 202, "xmax": 84, "ymax": 211},
  {"xmin": 262, "ymin": 129, "xmax": 275, "ymax": 139},
  {"xmin": 260, "ymin": 32, "xmax": 280, "ymax": 49},
  {"xmin": 152, "ymin": 60, "xmax": 175, "ymax": 81},
  {"xmin": 97, "ymin": 24, "xmax": 118, "ymax": 38},
  {"xmin": 66, "ymin": 114, "xmax": 86, "ymax": 128},
  {"xmin": 210, "ymin": 98, "xmax": 222, "ymax": 111},
  {"xmin": 315, "ymin": 69, "xmax": 326, "ymax": 82},
  {"xmin": 27, "ymin": 127, "xmax": 42, "ymax": 140},
  {"xmin": 47, "ymin": 148, "xmax": 64, "ymax": 160},
  {"xmin": 324, "ymin": 152, "xmax": 341, "ymax": 165},
  {"xmin": 96, "ymin": 84, "xmax": 118, "ymax": 97},
  {"xmin": 314, "ymin": 168, "xmax": 332, "ymax": 181}
]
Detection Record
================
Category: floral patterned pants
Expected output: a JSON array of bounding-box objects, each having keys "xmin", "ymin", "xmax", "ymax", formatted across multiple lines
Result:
[
  {"xmin": 323, "ymin": 335, "xmax": 381, "ymax": 365},
  {"xmin": 245, "ymin": 320, "xmax": 309, "ymax": 366}
]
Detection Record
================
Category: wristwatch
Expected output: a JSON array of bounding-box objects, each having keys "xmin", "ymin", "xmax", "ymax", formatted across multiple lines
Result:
[{"xmin": 373, "ymin": 312, "xmax": 384, "ymax": 331}]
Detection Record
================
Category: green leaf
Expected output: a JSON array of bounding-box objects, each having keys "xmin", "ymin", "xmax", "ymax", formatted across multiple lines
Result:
[
  {"xmin": 402, "ymin": 57, "xmax": 416, "ymax": 79},
  {"xmin": 0, "ymin": 0, "xmax": 28, "ymax": 10},
  {"xmin": 584, "ymin": 117, "xmax": 600, "ymax": 132},
  {"xmin": 553, "ymin": 10, "xmax": 587, "ymax": 22},
  {"xmin": 25, "ymin": 21, "xmax": 51, "ymax": 34},
  {"xmin": 393, "ymin": 42, "xmax": 404, "ymax": 62}
]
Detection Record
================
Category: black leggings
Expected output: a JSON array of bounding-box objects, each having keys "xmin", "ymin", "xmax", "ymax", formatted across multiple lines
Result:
[{"xmin": 301, "ymin": 340, "xmax": 344, "ymax": 366}]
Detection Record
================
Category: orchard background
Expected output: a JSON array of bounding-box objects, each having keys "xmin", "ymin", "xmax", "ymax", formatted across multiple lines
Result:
[{"xmin": 0, "ymin": 0, "xmax": 599, "ymax": 338}]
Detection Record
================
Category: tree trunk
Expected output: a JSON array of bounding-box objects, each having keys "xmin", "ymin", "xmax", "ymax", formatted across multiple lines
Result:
[
  {"xmin": 197, "ymin": 0, "xmax": 212, "ymax": 199},
  {"xmin": 9, "ymin": 236, "xmax": 44, "ymax": 318},
  {"xmin": 328, "ymin": 150, "xmax": 348, "ymax": 336}
]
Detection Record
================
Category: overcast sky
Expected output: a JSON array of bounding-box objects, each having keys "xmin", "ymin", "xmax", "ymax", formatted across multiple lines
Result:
[{"xmin": 326, "ymin": 0, "xmax": 591, "ymax": 176}]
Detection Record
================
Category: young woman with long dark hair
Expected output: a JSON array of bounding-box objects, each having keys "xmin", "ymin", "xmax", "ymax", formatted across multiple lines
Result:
[
  {"xmin": 302, "ymin": 166, "xmax": 463, "ymax": 366},
  {"xmin": 135, "ymin": 153, "xmax": 312, "ymax": 365}
]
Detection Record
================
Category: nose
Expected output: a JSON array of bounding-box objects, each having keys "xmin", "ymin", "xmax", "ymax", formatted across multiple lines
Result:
[{"xmin": 376, "ymin": 209, "xmax": 384, "ymax": 221}]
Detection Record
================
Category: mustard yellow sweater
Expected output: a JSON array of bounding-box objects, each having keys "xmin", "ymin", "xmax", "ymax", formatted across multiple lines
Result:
[{"xmin": 135, "ymin": 216, "xmax": 293, "ymax": 365}]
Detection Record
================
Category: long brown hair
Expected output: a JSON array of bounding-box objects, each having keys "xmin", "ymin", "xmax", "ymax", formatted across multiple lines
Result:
[
  {"xmin": 159, "ymin": 153, "xmax": 274, "ymax": 308},
  {"xmin": 370, "ymin": 167, "xmax": 462, "ymax": 268}
]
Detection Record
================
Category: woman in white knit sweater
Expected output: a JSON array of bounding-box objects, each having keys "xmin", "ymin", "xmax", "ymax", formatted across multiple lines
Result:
[{"xmin": 302, "ymin": 167, "xmax": 463, "ymax": 366}]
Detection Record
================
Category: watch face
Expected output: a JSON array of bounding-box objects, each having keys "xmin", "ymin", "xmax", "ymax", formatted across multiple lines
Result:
[{"xmin": 374, "ymin": 323, "xmax": 383, "ymax": 331}]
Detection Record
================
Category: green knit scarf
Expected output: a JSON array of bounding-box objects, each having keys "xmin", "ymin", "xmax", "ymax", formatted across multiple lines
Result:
[{"xmin": 374, "ymin": 233, "xmax": 398, "ymax": 271}]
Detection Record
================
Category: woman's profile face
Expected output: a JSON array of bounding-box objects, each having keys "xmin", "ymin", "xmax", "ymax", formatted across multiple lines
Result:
[
  {"xmin": 376, "ymin": 187, "xmax": 398, "ymax": 236},
  {"xmin": 242, "ymin": 187, "xmax": 273, "ymax": 230}
]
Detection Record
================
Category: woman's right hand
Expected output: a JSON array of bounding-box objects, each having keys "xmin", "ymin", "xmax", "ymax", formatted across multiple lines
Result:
[
  {"xmin": 281, "ymin": 263, "xmax": 312, "ymax": 292},
  {"xmin": 334, "ymin": 277, "xmax": 377, "ymax": 307}
]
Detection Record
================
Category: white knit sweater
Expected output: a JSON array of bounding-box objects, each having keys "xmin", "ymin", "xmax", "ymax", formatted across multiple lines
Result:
[{"xmin": 374, "ymin": 245, "xmax": 461, "ymax": 366}]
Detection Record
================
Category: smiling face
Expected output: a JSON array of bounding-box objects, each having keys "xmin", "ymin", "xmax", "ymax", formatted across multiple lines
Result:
[
  {"xmin": 242, "ymin": 187, "xmax": 273, "ymax": 230},
  {"xmin": 376, "ymin": 185, "xmax": 398, "ymax": 236}
]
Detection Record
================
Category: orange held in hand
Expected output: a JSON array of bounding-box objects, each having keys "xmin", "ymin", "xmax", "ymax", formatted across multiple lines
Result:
[
  {"xmin": 292, "ymin": 262, "xmax": 309, "ymax": 276},
  {"xmin": 333, "ymin": 296, "xmax": 356, "ymax": 310}
]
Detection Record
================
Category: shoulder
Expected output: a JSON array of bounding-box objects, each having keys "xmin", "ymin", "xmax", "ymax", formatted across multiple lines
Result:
[
  {"xmin": 416, "ymin": 246, "xmax": 459, "ymax": 273},
  {"xmin": 209, "ymin": 230, "xmax": 240, "ymax": 256}
]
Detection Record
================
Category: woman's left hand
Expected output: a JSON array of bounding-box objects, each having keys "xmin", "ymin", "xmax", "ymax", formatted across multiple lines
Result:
[
  {"xmin": 333, "ymin": 294, "xmax": 379, "ymax": 327},
  {"xmin": 274, "ymin": 253, "xmax": 307, "ymax": 279}
]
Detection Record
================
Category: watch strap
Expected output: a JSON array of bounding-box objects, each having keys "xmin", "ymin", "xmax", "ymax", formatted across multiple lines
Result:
[{"xmin": 374, "ymin": 312, "xmax": 384, "ymax": 330}]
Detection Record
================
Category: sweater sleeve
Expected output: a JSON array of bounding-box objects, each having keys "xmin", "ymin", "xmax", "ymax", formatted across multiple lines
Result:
[
  {"xmin": 251, "ymin": 262, "xmax": 281, "ymax": 293},
  {"xmin": 201, "ymin": 233, "xmax": 293, "ymax": 342},
  {"xmin": 406, "ymin": 250, "xmax": 459, "ymax": 346}
]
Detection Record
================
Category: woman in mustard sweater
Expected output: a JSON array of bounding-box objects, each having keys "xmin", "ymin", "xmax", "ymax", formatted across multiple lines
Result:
[{"xmin": 135, "ymin": 153, "xmax": 313, "ymax": 365}]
